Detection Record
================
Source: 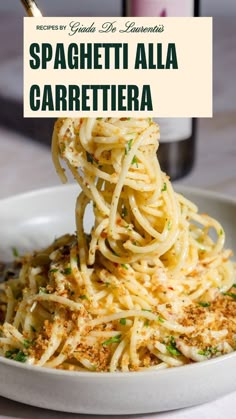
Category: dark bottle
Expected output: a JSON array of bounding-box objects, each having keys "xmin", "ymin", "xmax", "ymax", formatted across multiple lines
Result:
[{"xmin": 123, "ymin": 0, "xmax": 200, "ymax": 180}]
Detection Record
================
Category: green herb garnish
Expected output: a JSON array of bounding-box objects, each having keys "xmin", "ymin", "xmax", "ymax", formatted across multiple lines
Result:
[
  {"xmin": 131, "ymin": 155, "xmax": 138, "ymax": 167},
  {"xmin": 23, "ymin": 339, "xmax": 32, "ymax": 349},
  {"xmin": 161, "ymin": 183, "xmax": 167, "ymax": 192},
  {"xmin": 79, "ymin": 295, "xmax": 88, "ymax": 300},
  {"xmin": 218, "ymin": 229, "xmax": 223, "ymax": 236},
  {"xmin": 49, "ymin": 268, "xmax": 58, "ymax": 273},
  {"xmin": 121, "ymin": 264, "xmax": 128, "ymax": 270},
  {"xmin": 12, "ymin": 247, "xmax": 19, "ymax": 258},
  {"xmin": 223, "ymin": 292, "xmax": 236, "ymax": 299},
  {"xmin": 157, "ymin": 315, "xmax": 165, "ymax": 323},
  {"xmin": 167, "ymin": 221, "xmax": 172, "ymax": 231},
  {"xmin": 198, "ymin": 302, "xmax": 211, "ymax": 307},
  {"xmin": 198, "ymin": 349, "xmax": 210, "ymax": 356},
  {"xmin": 142, "ymin": 309, "xmax": 152, "ymax": 312},
  {"xmin": 102, "ymin": 334, "xmax": 121, "ymax": 346},
  {"xmin": 63, "ymin": 267, "xmax": 72, "ymax": 275},
  {"xmin": 166, "ymin": 336, "xmax": 181, "ymax": 357},
  {"xmin": 120, "ymin": 318, "xmax": 127, "ymax": 326},
  {"xmin": 15, "ymin": 351, "xmax": 28, "ymax": 362},
  {"xmin": 5, "ymin": 349, "xmax": 18, "ymax": 358},
  {"xmin": 144, "ymin": 320, "xmax": 149, "ymax": 327},
  {"xmin": 5, "ymin": 349, "xmax": 27, "ymax": 363},
  {"xmin": 198, "ymin": 346, "xmax": 219, "ymax": 357},
  {"xmin": 125, "ymin": 139, "xmax": 133, "ymax": 155}
]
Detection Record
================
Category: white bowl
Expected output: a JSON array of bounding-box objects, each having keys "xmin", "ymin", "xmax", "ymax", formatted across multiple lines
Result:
[{"xmin": 0, "ymin": 184, "xmax": 236, "ymax": 415}]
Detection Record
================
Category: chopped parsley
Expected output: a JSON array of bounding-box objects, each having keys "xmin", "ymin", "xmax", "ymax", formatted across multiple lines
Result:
[
  {"xmin": 49, "ymin": 268, "xmax": 58, "ymax": 273},
  {"xmin": 131, "ymin": 155, "xmax": 138, "ymax": 167},
  {"xmin": 198, "ymin": 346, "xmax": 219, "ymax": 357},
  {"xmin": 5, "ymin": 349, "xmax": 18, "ymax": 358},
  {"xmin": 23, "ymin": 339, "xmax": 32, "ymax": 349},
  {"xmin": 63, "ymin": 267, "xmax": 72, "ymax": 275},
  {"xmin": 142, "ymin": 308, "xmax": 152, "ymax": 312},
  {"xmin": 102, "ymin": 334, "xmax": 121, "ymax": 346},
  {"xmin": 161, "ymin": 183, "xmax": 167, "ymax": 192},
  {"xmin": 157, "ymin": 315, "xmax": 165, "ymax": 323},
  {"xmin": 121, "ymin": 264, "xmax": 128, "ymax": 270},
  {"xmin": 198, "ymin": 349, "xmax": 210, "ymax": 356},
  {"xmin": 119, "ymin": 318, "xmax": 127, "ymax": 326},
  {"xmin": 166, "ymin": 336, "xmax": 181, "ymax": 357},
  {"xmin": 5, "ymin": 349, "xmax": 27, "ymax": 363},
  {"xmin": 12, "ymin": 247, "xmax": 19, "ymax": 257},
  {"xmin": 144, "ymin": 320, "xmax": 149, "ymax": 327},
  {"xmin": 79, "ymin": 294, "xmax": 88, "ymax": 300},
  {"xmin": 167, "ymin": 220, "xmax": 172, "ymax": 231},
  {"xmin": 218, "ymin": 229, "xmax": 223, "ymax": 236},
  {"xmin": 125, "ymin": 139, "xmax": 133, "ymax": 155},
  {"xmin": 222, "ymin": 292, "xmax": 236, "ymax": 299},
  {"xmin": 14, "ymin": 351, "xmax": 28, "ymax": 362},
  {"xmin": 232, "ymin": 284, "xmax": 236, "ymax": 288},
  {"xmin": 198, "ymin": 301, "xmax": 211, "ymax": 307}
]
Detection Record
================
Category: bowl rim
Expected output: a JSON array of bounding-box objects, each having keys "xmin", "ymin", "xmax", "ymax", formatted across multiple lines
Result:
[{"xmin": 0, "ymin": 183, "xmax": 236, "ymax": 379}]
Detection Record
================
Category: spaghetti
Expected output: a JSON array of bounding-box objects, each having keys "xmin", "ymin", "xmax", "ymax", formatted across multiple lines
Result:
[{"xmin": 0, "ymin": 117, "xmax": 236, "ymax": 372}]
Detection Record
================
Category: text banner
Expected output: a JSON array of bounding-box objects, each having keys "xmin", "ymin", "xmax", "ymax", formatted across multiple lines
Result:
[{"xmin": 24, "ymin": 17, "xmax": 212, "ymax": 117}]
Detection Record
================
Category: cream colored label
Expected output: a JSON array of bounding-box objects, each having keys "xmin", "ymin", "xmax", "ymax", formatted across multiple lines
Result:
[{"xmin": 23, "ymin": 17, "xmax": 212, "ymax": 117}]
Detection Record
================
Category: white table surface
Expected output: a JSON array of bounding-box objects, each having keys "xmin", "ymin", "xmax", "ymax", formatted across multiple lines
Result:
[
  {"xmin": 0, "ymin": 391, "xmax": 235, "ymax": 419},
  {"xmin": 0, "ymin": 14, "xmax": 236, "ymax": 419}
]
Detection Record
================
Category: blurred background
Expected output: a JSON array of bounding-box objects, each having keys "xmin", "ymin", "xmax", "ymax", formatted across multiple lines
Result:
[{"xmin": 0, "ymin": 0, "xmax": 235, "ymax": 198}]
